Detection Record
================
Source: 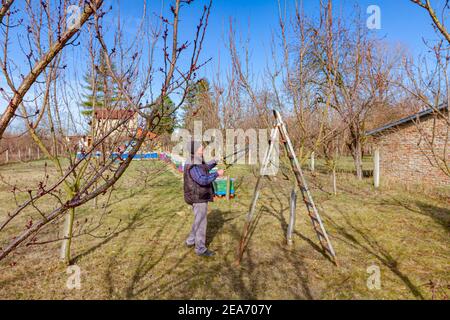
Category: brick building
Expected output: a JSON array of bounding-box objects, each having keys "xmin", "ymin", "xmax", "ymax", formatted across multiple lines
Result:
[
  {"xmin": 92, "ymin": 109, "xmax": 138, "ymax": 136},
  {"xmin": 367, "ymin": 105, "xmax": 449, "ymax": 187}
]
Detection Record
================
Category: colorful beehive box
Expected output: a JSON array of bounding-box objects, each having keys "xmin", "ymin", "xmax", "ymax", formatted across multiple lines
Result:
[{"xmin": 213, "ymin": 178, "xmax": 235, "ymax": 196}]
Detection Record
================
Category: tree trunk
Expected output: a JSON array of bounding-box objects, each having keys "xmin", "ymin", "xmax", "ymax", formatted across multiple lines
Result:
[
  {"xmin": 350, "ymin": 138, "xmax": 363, "ymax": 180},
  {"xmin": 60, "ymin": 207, "xmax": 75, "ymax": 265}
]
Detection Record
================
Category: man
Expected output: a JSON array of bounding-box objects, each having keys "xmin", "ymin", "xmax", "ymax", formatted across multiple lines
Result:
[{"xmin": 184, "ymin": 141, "xmax": 224, "ymax": 257}]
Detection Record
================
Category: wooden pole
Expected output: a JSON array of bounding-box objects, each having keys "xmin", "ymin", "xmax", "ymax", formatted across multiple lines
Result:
[
  {"xmin": 226, "ymin": 176, "xmax": 231, "ymax": 201},
  {"xmin": 287, "ymin": 188, "xmax": 297, "ymax": 246},
  {"xmin": 18, "ymin": 149, "xmax": 21, "ymax": 161},
  {"xmin": 5, "ymin": 149, "xmax": 8, "ymax": 163},
  {"xmin": 332, "ymin": 168, "xmax": 337, "ymax": 196},
  {"xmin": 310, "ymin": 152, "xmax": 315, "ymax": 172},
  {"xmin": 37, "ymin": 148, "xmax": 40, "ymax": 160},
  {"xmin": 374, "ymin": 148, "xmax": 380, "ymax": 189},
  {"xmin": 28, "ymin": 147, "xmax": 31, "ymax": 160}
]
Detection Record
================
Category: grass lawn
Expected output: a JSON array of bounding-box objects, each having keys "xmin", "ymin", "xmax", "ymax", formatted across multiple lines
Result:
[{"xmin": 0, "ymin": 159, "xmax": 449, "ymax": 300}]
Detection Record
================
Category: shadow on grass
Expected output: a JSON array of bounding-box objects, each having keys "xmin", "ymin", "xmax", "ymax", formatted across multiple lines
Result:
[
  {"xmin": 263, "ymin": 190, "xmax": 335, "ymax": 265},
  {"xmin": 71, "ymin": 208, "xmax": 155, "ymax": 265},
  {"xmin": 107, "ymin": 168, "xmax": 176, "ymax": 208},
  {"xmin": 384, "ymin": 197, "xmax": 450, "ymax": 232},
  {"xmin": 261, "ymin": 201, "xmax": 317, "ymax": 299},
  {"xmin": 103, "ymin": 207, "xmax": 267, "ymax": 300},
  {"xmin": 415, "ymin": 201, "xmax": 450, "ymax": 232},
  {"xmin": 226, "ymin": 187, "xmax": 321, "ymax": 299},
  {"xmin": 206, "ymin": 209, "xmax": 241, "ymax": 247},
  {"xmin": 326, "ymin": 206, "xmax": 426, "ymax": 299},
  {"xmin": 71, "ymin": 163, "xmax": 322, "ymax": 299}
]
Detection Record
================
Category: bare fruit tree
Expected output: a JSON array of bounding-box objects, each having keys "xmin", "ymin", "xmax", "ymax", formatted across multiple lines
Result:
[
  {"xmin": 0, "ymin": 0, "xmax": 212, "ymax": 264},
  {"xmin": 307, "ymin": 1, "xmax": 401, "ymax": 180}
]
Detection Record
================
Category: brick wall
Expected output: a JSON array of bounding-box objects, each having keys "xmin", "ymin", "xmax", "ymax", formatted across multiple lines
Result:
[{"xmin": 373, "ymin": 115, "xmax": 449, "ymax": 187}]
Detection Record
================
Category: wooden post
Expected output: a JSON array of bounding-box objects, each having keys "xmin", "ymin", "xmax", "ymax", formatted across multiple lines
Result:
[
  {"xmin": 310, "ymin": 152, "xmax": 315, "ymax": 172},
  {"xmin": 5, "ymin": 150, "xmax": 9, "ymax": 163},
  {"xmin": 332, "ymin": 167, "xmax": 337, "ymax": 196},
  {"xmin": 374, "ymin": 148, "xmax": 380, "ymax": 189},
  {"xmin": 28, "ymin": 148, "xmax": 31, "ymax": 160},
  {"xmin": 37, "ymin": 148, "xmax": 40, "ymax": 160},
  {"xmin": 226, "ymin": 176, "xmax": 231, "ymax": 200},
  {"xmin": 287, "ymin": 188, "xmax": 297, "ymax": 246},
  {"xmin": 18, "ymin": 149, "xmax": 21, "ymax": 161}
]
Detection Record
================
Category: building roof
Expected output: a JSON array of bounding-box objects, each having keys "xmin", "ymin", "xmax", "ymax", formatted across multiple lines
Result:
[
  {"xmin": 366, "ymin": 104, "xmax": 448, "ymax": 136},
  {"xmin": 94, "ymin": 109, "xmax": 136, "ymax": 120},
  {"xmin": 136, "ymin": 128, "xmax": 158, "ymax": 140}
]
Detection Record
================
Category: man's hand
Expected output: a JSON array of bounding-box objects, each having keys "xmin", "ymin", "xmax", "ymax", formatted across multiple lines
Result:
[{"xmin": 217, "ymin": 169, "xmax": 225, "ymax": 177}]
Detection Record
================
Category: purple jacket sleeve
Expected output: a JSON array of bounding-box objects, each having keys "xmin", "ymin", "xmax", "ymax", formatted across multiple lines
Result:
[{"xmin": 190, "ymin": 165, "xmax": 219, "ymax": 186}]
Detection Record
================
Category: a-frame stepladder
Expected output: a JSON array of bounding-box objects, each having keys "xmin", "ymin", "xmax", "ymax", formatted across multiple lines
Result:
[{"xmin": 236, "ymin": 110, "xmax": 338, "ymax": 266}]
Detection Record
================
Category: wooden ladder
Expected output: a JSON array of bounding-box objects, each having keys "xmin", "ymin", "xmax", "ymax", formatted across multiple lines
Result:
[{"xmin": 237, "ymin": 110, "xmax": 338, "ymax": 266}]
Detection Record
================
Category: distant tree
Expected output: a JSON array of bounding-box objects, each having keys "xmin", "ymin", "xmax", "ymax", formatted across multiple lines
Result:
[
  {"xmin": 182, "ymin": 78, "xmax": 220, "ymax": 131},
  {"xmin": 81, "ymin": 50, "xmax": 120, "ymax": 118},
  {"xmin": 152, "ymin": 96, "xmax": 177, "ymax": 135},
  {"xmin": 307, "ymin": 1, "xmax": 401, "ymax": 180}
]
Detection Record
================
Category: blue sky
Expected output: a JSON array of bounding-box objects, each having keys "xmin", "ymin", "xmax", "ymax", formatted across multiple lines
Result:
[
  {"xmin": 1, "ymin": 0, "xmax": 446, "ymax": 132},
  {"xmin": 118, "ymin": 0, "xmax": 444, "ymax": 81}
]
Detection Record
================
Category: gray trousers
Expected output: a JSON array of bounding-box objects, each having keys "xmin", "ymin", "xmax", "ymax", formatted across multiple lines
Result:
[{"xmin": 186, "ymin": 202, "xmax": 208, "ymax": 254}]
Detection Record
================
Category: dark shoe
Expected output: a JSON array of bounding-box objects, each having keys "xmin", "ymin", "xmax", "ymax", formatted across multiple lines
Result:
[
  {"xmin": 186, "ymin": 243, "xmax": 195, "ymax": 249},
  {"xmin": 197, "ymin": 249, "xmax": 216, "ymax": 257}
]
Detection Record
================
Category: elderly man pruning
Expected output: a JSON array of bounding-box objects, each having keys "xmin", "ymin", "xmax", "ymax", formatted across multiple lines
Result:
[{"xmin": 184, "ymin": 141, "xmax": 224, "ymax": 257}]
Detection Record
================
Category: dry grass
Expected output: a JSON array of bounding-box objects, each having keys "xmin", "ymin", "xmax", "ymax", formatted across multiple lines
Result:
[{"xmin": 0, "ymin": 159, "xmax": 448, "ymax": 300}]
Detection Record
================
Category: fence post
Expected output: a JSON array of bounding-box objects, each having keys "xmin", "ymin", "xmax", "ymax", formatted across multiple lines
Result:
[
  {"xmin": 28, "ymin": 148, "xmax": 31, "ymax": 161},
  {"xmin": 287, "ymin": 188, "xmax": 297, "ymax": 246},
  {"xmin": 310, "ymin": 152, "xmax": 315, "ymax": 172},
  {"xmin": 332, "ymin": 167, "xmax": 337, "ymax": 196},
  {"xmin": 5, "ymin": 150, "xmax": 9, "ymax": 163},
  {"xmin": 226, "ymin": 176, "xmax": 231, "ymax": 201},
  {"xmin": 374, "ymin": 148, "xmax": 380, "ymax": 189},
  {"xmin": 37, "ymin": 148, "xmax": 40, "ymax": 160},
  {"xmin": 18, "ymin": 149, "xmax": 21, "ymax": 161}
]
